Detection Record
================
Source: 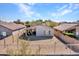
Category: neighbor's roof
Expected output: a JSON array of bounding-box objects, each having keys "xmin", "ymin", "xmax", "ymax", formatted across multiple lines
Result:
[
  {"xmin": 54, "ymin": 23, "xmax": 78, "ymax": 31},
  {"xmin": 26, "ymin": 24, "xmax": 52, "ymax": 30},
  {"xmin": 0, "ymin": 21, "xmax": 26, "ymax": 31}
]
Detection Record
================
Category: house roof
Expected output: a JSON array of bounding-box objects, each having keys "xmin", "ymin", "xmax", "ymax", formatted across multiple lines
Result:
[
  {"xmin": 0, "ymin": 21, "xmax": 26, "ymax": 31},
  {"xmin": 26, "ymin": 24, "xmax": 52, "ymax": 30},
  {"xmin": 54, "ymin": 23, "xmax": 78, "ymax": 31}
]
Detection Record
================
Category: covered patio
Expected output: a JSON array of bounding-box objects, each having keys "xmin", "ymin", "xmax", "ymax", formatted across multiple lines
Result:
[{"xmin": 26, "ymin": 26, "xmax": 36, "ymax": 36}]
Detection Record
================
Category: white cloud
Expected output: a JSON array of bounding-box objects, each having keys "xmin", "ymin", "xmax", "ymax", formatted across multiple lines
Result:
[
  {"xmin": 73, "ymin": 4, "xmax": 79, "ymax": 9},
  {"xmin": 68, "ymin": 3, "xmax": 73, "ymax": 9},
  {"xmin": 52, "ymin": 3, "xmax": 79, "ymax": 17},
  {"xmin": 52, "ymin": 13, "xmax": 57, "ymax": 16},
  {"xmin": 60, "ymin": 4, "xmax": 79, "ymax": 16},
  {"xmin": 16, "ymin": 3, "xmax": 34, "ymax": 17},
  {"xmin": 57, "ymin": 5, "xmax": 68, "ymax": 11},
  {"xmin": 52, "ymin": 9, "xmax": 72, "ymax": 16},
  {"xmin": 60, "ymin": 9, "xmax": 72, "ymax": 16},
  {"xmin": 15, "ymin": 3, "xmax": 41, "ymax": 18}
]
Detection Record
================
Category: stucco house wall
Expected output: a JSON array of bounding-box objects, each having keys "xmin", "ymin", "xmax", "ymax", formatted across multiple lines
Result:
[
  {"xmin": 0, "ymin": 24, "xmax": 26, "ymax": 40},
  {"xmin": 36, "ymin": 25, "xmax": 53, "ymax": 36},
  {"xmin": 0, "ymin": 25, "xmax": 12, "ymax": 36},
  {"xmin": 76, "ymin": 26, "xmax": 79, "ymax": 37}
]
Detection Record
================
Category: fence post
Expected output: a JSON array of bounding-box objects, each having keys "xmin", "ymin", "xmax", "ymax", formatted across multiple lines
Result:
[
  {"xmin": 17, "ymin": 30, "xmax": 20, "ymax": 48},
  {"xmin": 4, "ymin": 39, "xmax": 6, "ymax": 48},
  {"xmin": 54, "ymin": 42, "xmax": 56, "ymax": 55},
  {"xmin": 17, "ymin": 32, "xmax": 19, "ymax": 48},
  {"xmin": 70, "ymin": 45, "xmax": 71, "ymax": 54},
  {"xmin": 12, "ymin": 34, "xmax": 14, "ymax": 43}
]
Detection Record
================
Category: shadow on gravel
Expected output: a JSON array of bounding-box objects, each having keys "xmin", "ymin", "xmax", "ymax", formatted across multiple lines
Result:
[{"xmin": 19, "ymin": 33, "xmax": 53, "ymax": 41}]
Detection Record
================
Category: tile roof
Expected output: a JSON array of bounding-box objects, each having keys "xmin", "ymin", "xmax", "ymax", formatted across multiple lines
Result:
[
  {"xmin": 54, "ymin": 23, "xmax": 78, "ymax": 31},
  {"xmin": 0, "ymin": 22, "xmax": 26, "ymax": 31},
  {"xmin": 26, "ymin": 25, "xmax": 52, "ymax": 30}
]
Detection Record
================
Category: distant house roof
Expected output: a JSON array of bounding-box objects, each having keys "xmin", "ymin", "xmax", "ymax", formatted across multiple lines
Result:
[
  {"xmin": 26, "ymin": 24, "xmax": 51, "ymax": 30},
  {"xmin": 0, "ymin": 22, "xmax": 26, "ymax": 31},
  {"xmin": 54, "ymin": 23, "xmax": 78, "ymax": 31}
]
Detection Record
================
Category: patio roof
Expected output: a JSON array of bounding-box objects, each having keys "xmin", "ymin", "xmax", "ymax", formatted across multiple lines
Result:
[
  {"xmin": 26, "ymin": 25, "xmax": 52, "ymax": 30},
  {"xmin": 54, "ymin": 23, "xmax": 78, "ymax": 31}
]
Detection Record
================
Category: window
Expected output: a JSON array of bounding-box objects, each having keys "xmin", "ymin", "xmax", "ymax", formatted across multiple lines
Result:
[
  {"xmin": 49, "ymin": 30, "xmax": 51, "ymax": 35},
  {"xmin": 0, "ymin": 32, "xmax": 1, "ymax": 35},
  {"xmin": 1, "ymin": 32, "xmax": 7, "ymax": 36},
  {"xmin": 44, "ymin": 30, "xmax": 46, "ymax": 35}
]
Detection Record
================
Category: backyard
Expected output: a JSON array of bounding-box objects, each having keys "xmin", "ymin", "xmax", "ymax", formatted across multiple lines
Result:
[{"xmin": 0, "ymin": 34, "xmax": 76, "ymax": 55}]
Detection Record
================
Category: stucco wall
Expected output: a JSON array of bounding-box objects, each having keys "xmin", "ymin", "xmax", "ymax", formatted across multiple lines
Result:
[
  {"xmin": 76, "ymin": 26, "xmax": 79, "ymax": 37},
  {"xmin": 0, "ymin": 25, "xmax": 12, "ymax": 36},
  {"xmin": 36, "ymin": 26, "xmax": 53, "ymax": 36}
]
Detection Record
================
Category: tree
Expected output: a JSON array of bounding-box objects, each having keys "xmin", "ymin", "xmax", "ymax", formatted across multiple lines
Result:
[
  {"xmin": 35, "ymin": 19, "xmax": 43, "ymax": 25},
  {"xmin": 13, "ymin": 19, "xmax": 24, "ymax": 25},
  {"xmin": 77, "ymin": 20, "xmax": 79, "ymax": 22},
  {"xmin": 25, "ymin": 21, "xmax": 30, "ymax": 24},
  {"xmin": 46, "ymin": 21, "xmax": 59, "ymax": 27},
  {"xmin": 25, "ymin": 21, "xmax": 30, "ymax": 27},
  {"xmin": 44, "ymin": 20, "xmax": 51, "ymax": 22}
]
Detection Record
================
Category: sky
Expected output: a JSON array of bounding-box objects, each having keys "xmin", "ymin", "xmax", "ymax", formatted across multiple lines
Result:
[{"xmin": 0, "ymin": 3, "xmax": 79, "ymax": 22}]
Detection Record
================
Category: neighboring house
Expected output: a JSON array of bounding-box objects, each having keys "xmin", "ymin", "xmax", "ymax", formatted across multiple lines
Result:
[
  {"xmin": 0, "ymin": 22, "xmax": 26, "ymax": 39},
  {"xmin": 26, "ymin": 25, "xmax": 53, "ymax": 36},
  {"xmin": 53, "ymin": 23, "xmax": 79, "ymax": 52},
  {"xmin": 54, "ymin": 23, "xmax": 79, "ymax": 37}
]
